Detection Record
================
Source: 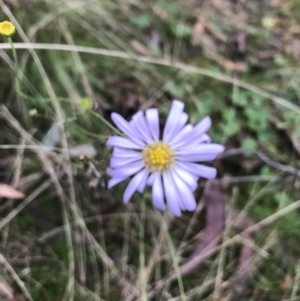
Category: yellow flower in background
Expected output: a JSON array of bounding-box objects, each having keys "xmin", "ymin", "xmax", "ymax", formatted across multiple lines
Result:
[
  {"xmin": 262, "ymin": 17, "xmax": 277, "ymax": 29},
  {"xmin": 80, "ymin": 97, "xmax": 93, "ymax": 110},
  {"xmin": 0, "ymin": 21, "xmax": 16, "ymax": 37},
  {"xmin": 29, "ymin": 109, "xmax": 38, "ymax": 116}
]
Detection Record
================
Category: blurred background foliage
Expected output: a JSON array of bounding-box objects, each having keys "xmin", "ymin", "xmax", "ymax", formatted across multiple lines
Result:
[{"xmin": 1, "ymin": 0, "xmax": 300, "ymax": 300}]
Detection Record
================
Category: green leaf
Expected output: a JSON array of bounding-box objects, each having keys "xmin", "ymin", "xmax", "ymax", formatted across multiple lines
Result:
[
  {"xmin": 274, "ymin": 55, "xmax": 288, "ymax": 67},
  {"xmin": 244, "ymin": 107, "xmax": 269, "ymax": 131},
  {"xmin": 131, "ymin": 14, "xmax": 150, "ymax": 29},
  {"xmin": 241, "ymin": 137, "xmax": 258, "ymax": 150},
  {"xmin": 223, "ymin": 109, "xmax": 239, "ymax": 137},
  {"xmin": 232, "ymin": 91, "xmax": 248, "ymax": 107},
  {"xmin": 260, "ymin": 166, "xmax": 272, "ymax": 176},
  {"xmin": 166, "ymin": 80, "xmax": 186, "ymax": 97},
  {"xmin": 274, "ymin": 192, "xmax": 290, "ymax": 208},
  {"xmin": 171, "ymin": 23, "xmax": 192, "ymax": 38},
  {"xmin": 201, "ymin": 99, "xmax": 215, "ymax": 115}
]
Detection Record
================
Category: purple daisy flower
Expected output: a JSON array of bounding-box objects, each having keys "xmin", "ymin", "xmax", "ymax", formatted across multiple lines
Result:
[{"xmin": 106, "ymin": 100, "xmax": 224, "ymax": 216}]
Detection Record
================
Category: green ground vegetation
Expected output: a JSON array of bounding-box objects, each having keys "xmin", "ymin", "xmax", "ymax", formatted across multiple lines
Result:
[{"xmin": 1, "ymin": 0, "xmax": 300, "ymax": 300}]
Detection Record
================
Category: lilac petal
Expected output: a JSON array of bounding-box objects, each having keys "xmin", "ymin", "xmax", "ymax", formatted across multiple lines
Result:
[
  {"xmin": 171, "ymin": 185, "xmax": 187, "ymax": 210},
  {"xmin": 177, "ymin": 162, "xmax": 217, "ymax": 179},
  {"xmin": 173, "ymin": 165, "xmax": 198, "ymax": 191},
  {"xmin": 145, "ymin": 108, "xmax": 159, "ymax": 141},
  {"xmin": 107, "ymin": 161, "xmax": 144, "ymax": 178},
  {"xmin": 112, "ymin": 147, "xmax": 123, "ymax": 155},
  {"xmin": 152, "ymin": 173, "xmax": 166, "ymax": 211},
  {"xmin": 163, "ymin": 100, "xmax": 184, "ymax": 143},
  {"xmin": 163, "ymin": 172, "xmax": 182, "ymax": 216},
  {"xmin": 168, "ymin": 112, "xmax": 188, "ymax": 143},
  {"xmin": 170, "ymin": 124, "xmax": 193, "ymax": 147},
  {"xmin": 131, "ymin": 111, "xmax": 153, "ymax": 144},
  {"xmin": 123, "ymin": 169, "xmax": 148, "ymax": 204},
  {"xmin": 188, "ymin": 134, "xmax": 211, "ymax": 145},
  {"xmin": 111, "ymin": 113, "xmax": 145, "ymax": 146},
  {"xmin": 176, "ymin": 144, "xmax": 225, "ymax": 156},
  {"xmin": 177, "ymin": 153, "xmax": 219, "ymax": 162},
  {"xmin": 128, "ymin": 112, "xmax": 145, "ymax": 142},
  {"xmin": 193, "ymin": 116, "xmax": 211, "ymax": 134},
  {"xmin": 108, "ymin": 176, "xmax": 128, "ymax": 189},
  {"xmin": 136, "ymin": 169, "xmax": 149, "ymax": 193},
  {"xmin": 176, "ymin": 144, "xmax": 225, "ymax": 163},
  {"xmin": 107, "ymin": 136, "xmax": 144, "ymax": 150},
  {"xmin": 131, "ymin": 111, "xmax": 142, "ymax": 119},
  {"xmin": 173, "ymin": 116, "xmax": 211, "ymax": 148},
  {"xmin": 171, "ymin": 172, "xmax": 196, "ymax": 211},
  {"xmin": 110, "ymin": 155, "xmax": 142, "ymax": 168},
  {"xmin": 169, "ymin": 172, "xmax": 187, "ymax": 210},
  {"xmin": 179, "ymin": 112, "xmax": 188, "ymax": 127},
  {"xmin": 112, "ymin": 148, "xmax": 142, "ymax": 158},
  {"xmin": 146, "ymin": 172, "xmax": 155, "ymax": 186},
  {"xmin": 200, "ymin": 134, "xmax": 211, "ymax": 143}
]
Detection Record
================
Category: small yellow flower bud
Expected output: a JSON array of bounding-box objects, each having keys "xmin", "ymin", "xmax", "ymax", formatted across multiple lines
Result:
[
  {"xmin": 262, "ymin": 17, "xmax": 277, "ymax": 29},
  {"xmin": 29, "ymin": 109, "xmax": 38, "ymax": 116},
  {"xmin": 0, "ymin": 21, "xmax": 16, "ymax": 37},
  {"xmin": 80, "ymin": 97, "xmax": 93, "ymax": 110}
]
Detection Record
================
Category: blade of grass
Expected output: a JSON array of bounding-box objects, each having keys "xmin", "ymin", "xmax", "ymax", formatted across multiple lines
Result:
[{"xmin": 1, "ymin": 42, "xmax": 299, "ymax": 114}]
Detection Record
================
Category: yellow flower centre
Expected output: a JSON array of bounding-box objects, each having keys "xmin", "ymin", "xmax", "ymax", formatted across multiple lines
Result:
[
  {"xmin": 143, "ymin": 141, "xmax": 175, "ymax": 172},
  {"xmin": 0, "ymin": 21, "xmax": 15, "ymax": 36}
]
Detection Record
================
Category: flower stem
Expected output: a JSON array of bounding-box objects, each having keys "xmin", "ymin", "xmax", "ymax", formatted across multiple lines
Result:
[
  {"xmin": 8, "ymin": 38, "xmax": 122, "ymax": 138},
  {"xmin": 161, "ymin": 214, "xmax": 187, "ymax": 301},
  {"xmin": 139, "ymin": 196, "xmax": 147, "ymax": 301},
  {"xmin": 90, "ymin": 110, "xmax": 124, "ymax": 136},
  {"xmin": 8, "ymin": 37, "xmax": 20, "ymax": 91}
]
